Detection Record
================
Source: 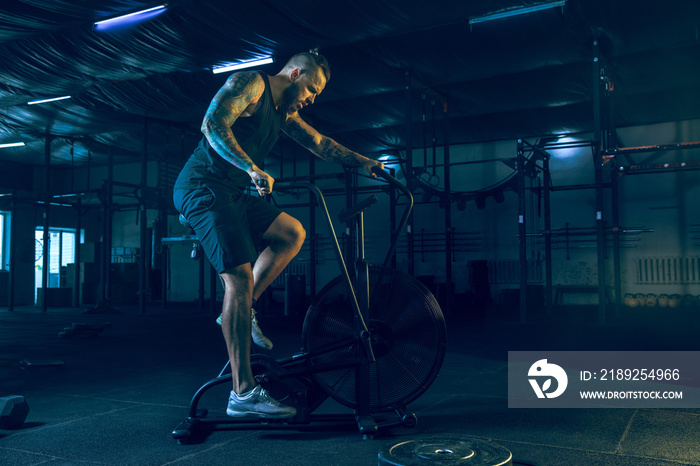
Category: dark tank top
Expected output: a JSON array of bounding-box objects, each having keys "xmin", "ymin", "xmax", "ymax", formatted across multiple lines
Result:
[{"xmin": 174, "ymin": 72, "xmax": 285, "ymax": 192}]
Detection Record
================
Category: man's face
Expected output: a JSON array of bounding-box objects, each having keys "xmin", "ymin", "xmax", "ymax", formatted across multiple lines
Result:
[{"xmin": 283, "ymin": 67, "xmax": 326, "ymax": 115}]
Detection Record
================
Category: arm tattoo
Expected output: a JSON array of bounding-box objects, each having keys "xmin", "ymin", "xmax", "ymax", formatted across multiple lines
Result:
[
  {"xmin": 202, "ymin": 72, "xmax": 264, "ymax": 171},
  {"xmin": 318, "ymin": 138, "xmax": 362, "ymax": 166},
  {"xmin": 284, "ymin": 118, "xmax": 317, "ymax": 148},
  {"xmin": 283, "ymin": 114, "xmax": 362, "ymax": 166},
  {"xmin": 211, "ymin": 132, "xmax": 253, "ymax": 170}
]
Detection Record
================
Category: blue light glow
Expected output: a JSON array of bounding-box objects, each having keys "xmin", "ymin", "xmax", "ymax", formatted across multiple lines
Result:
[
  {"xmin": 28, "ymin": 95, "xmax": 71, "ymax": 105},
  {"xmin": 378, "ymin": 154, "xmax": 401, "ymax": 165},
  {"xmin": 470, "ymin": 1, "xmax": 566, "ymax": 25},
  {"xmin": 94, "ymin": 5, "xmax": 167, "ymax": 31},
  {"xmin": 549, "ymin": 137, "xmax": 584, "ymax": 159},
  {"xmin": 212, "ymin": 58, "xmax": 274, "ymax": 74}
]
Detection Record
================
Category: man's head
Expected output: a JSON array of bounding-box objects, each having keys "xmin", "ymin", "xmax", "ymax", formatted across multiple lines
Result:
[
  {"xmin": 279, "ymin": 52, "xmax": 331, "ymax": 115},
  {"xmin": 282, "ymin": 52, "xmax": 331, "ymax": 82}
]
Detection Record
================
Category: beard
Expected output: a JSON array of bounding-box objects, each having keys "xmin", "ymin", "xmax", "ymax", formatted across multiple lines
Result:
[{"xmin": 281, "ymin": 82, "xmax": 303, "ymax": 116}]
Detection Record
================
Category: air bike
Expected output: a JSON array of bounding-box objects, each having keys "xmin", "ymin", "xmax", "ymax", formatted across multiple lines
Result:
[{"xmin": 172, "ymin": 167, "xmax": 447, "ymax": 443}]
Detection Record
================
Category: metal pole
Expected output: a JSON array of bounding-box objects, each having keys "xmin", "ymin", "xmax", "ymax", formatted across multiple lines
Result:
[
  {"xmin": 8, "ymin": 190, "xmax": 16, "ymax": 311},
  {"xmin": 611, "ymin": 173, "xmax": 621, "ymax": 313},
  {"xmin": 161, "ymin": 211, "xmax": 169, "ymax": 311},
  {"xmin": 517, "ymin": 139, "xmax": 527, "ymax": 323},
  {"xmin": 42, "ymin": 135, "xmax": 51, "ymax": 312},
  {"xmin": 405, "ymin": 70, "xmax": 415, "ymax": 276},
  {"xmin": 593, "ymin": 40, "xmax": 607, "ymax": 324},
  {"xmin": 442, "ymin": 100, "xmax": 452, "ymax": 315},
  {"xmin": 104, "ymin": 151, "xmax": 114, "ymax": 303},
  {"xmin": 140, "ymin": 118, "xmax": 148, "ymax": 314},
  {"xmin": 543, "ymin": 151, "xmax": 553, "ymax": 316},
  {"xmin": 607, "ymin": 71, "xmax": 622, "ymax": 315},
  {"xmin": 74, "ymin": 198, "xmax": 81, "ymax": 307}
]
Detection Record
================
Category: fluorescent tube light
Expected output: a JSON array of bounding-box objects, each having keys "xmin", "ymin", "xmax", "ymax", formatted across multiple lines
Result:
[
  {"xmin": 212, "ymin": 57, "xmax": 274, "ymax": 74},
  {"xmin": 0, "ymin": 142, "xmax": 26, "ymax": 149},
  {"xmin": 37, "ymin": 201, "xmax": 74, "ymax": 207},
  {"xmin": 94, "ymin": 5, "xmax": 167, "ymax": 30},
  {"xmin": 469, "ymin": 0, "xmax": 566, "ymax": 25},
  {"xmin": 28, "ymin": 95, "xmax": 72, "ymax": 105}
]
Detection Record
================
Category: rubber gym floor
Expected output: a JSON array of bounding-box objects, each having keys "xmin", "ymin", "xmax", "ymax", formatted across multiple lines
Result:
[{"xmin": 1, "ymin": 302, "xmax": 699, "ymax": 466}]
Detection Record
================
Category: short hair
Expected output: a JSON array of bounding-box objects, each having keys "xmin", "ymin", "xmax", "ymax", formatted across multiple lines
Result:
[{"xmin": 283, "ymin": 51, "xmax": 331, "ymax": 82}]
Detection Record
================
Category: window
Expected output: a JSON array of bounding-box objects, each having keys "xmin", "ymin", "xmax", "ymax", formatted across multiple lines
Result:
[
  {"xmin": 34, "ymin": 228, "xmax": 76, "ymax": 302},
  {"xmin": 0, "ymin": 212, "xmax": 11, "ymax": 271}
]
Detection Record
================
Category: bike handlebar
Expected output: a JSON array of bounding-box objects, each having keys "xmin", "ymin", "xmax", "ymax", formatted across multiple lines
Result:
[
  {"xmin": 371, "ymin": 166, "xmax": 407, "ymax": 194},
  {"xmin": 339, "ymin": 195, "xmax": 378, "ymax": 224}
]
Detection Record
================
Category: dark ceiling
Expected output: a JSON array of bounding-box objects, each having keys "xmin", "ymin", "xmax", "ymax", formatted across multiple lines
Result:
[{"xmin": 0, "ymin": 0, "xmax": 698, "ymax": 171}]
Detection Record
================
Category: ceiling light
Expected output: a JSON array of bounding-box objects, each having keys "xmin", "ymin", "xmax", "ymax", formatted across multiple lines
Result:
[
  {"xmin": 0, "ymin": 142, "xmax": 26, "ymax": 149},
  {"xmin": 212, "ymin": 57, "xmax": 274, "ymax": 74},
  {"xmin": 28, "ymin": 95, "xmax": 72, "ymax": 105},
  {"xmin": 94, "ymin": 5, "xmax": 167, "ymax": 30},
  {"xmin": 469, "ymin": 0, "xmax": 566, "ymax": 25}
]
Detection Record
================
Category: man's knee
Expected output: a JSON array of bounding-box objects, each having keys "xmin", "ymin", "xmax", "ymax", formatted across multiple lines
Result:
[
  {"xmin": 221, "ymin": 265, "xmax": 254, "ymax": 292},
  {"xmin": 288, "ymin": 217, "xmax": 306, "ymax": 247},
  {"xmin": 268, "ymin": 214, "xmax": 306, "ymax": 248}
]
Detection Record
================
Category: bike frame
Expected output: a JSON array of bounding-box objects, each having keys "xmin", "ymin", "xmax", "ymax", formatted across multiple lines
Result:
[{"xmin": 173, "ymin": 168, "xmax": 415, "ymax": 440}]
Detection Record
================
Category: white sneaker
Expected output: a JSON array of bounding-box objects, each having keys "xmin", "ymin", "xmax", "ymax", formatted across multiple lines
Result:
[
  {"xmin": 226, "ymin": 385, "xmax": 296, "ymax": 419},
  {"xmin": 250, "ymin": 308, "xmax": 273, "ymax": 350},
  {"xmin": 215, "ymin": 308, "xmax": 273, "ymax": 350}
]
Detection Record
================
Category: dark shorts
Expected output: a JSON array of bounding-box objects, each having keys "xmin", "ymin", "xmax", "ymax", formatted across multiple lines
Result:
[{"xmin": 173, "ymin": 187, "xmax": 283, "ymax": 273}]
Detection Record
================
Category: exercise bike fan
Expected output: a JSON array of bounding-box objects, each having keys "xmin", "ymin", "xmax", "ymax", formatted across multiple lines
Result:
[{"xmin": 303, "ymin": 266, "xmax": 447, "ymax": 410}]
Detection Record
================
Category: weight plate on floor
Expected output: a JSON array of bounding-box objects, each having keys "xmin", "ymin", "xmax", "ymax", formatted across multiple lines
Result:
[
  {"xmin": 378, "ymin": 437, "xmax": 512, "ymax": 466},
  {"xmin": 0, "ymin": 395, "xmax": 30, "ymax": 429}
]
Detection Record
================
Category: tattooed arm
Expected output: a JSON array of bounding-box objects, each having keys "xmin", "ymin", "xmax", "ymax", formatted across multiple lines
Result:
[
  {"xmin": 283, "ymin": 114, "xmax": 383, "ymax": 176},
  {"xmin": 201, "ymin": 71, "xmax": 272, "ymax": 195}
]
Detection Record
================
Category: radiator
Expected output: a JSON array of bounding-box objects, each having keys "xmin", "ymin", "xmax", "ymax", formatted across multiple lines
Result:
[{"xmin": 636, "ymin": 256, "xmax": 700, "ymax": 285}]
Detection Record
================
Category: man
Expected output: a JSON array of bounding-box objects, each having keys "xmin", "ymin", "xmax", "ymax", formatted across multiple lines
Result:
[{"xmin": 173, "ymin": 52, "xmax": 383, "ymax": 419}]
